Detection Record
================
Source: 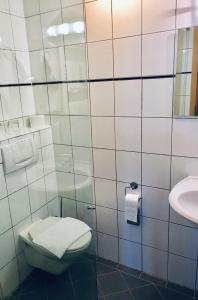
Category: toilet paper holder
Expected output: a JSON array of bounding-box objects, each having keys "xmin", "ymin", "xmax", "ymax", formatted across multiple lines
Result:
[{"xmin": 125, "ymin": 182, "xmax": 141, "ymax": 226}]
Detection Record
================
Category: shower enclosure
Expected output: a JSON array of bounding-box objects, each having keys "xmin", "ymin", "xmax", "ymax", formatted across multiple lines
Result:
[{"xmin": 0, "ymin": 1, "xmax": 98, "ymax": 299}]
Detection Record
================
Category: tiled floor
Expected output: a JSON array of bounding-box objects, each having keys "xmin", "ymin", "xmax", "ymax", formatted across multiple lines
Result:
[{"xmin": 8, "ymin": 256, "xmax": 197, "ymax": 300}]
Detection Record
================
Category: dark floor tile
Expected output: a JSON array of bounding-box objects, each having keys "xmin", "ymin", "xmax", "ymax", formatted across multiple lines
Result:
[
  {"xmin": 74, "ymin": 276, "xmax": 98, "ymax": 300},
  {"xmin": 47, "ymin": 282, "xmax": 75, "ymax": 300},
  {"xmin": 96, "ymin": 262, "xmax": 116, "ymax": 275},
  {"xmin": 97, "ymin": 257, "xmax": 118, "ymax": 269},
  {"xmin": 70, "ymin": 261, "xmax": 96, "ymax": 282},
  {"xmin": 140, "ymin": 273, "xmax": 166, "ymax": 287},
  {"xmin": 123, "ymin": 273, "xmax": 149, "ymax": 289},
  {"xmin": 105, "ymin": 290, "xmax": 133, "ymax": 300},
  {"xmin": 98, "ymin": 271, "xmax": 128, "ymax": 295},
  {"xmin": 131, "ymin": 284, "xmax": 164, "ymax": 300},
  {"xmin": 118, "ymin": 265, "xmax": 141, "ymax": 278},
  {"xmin": 157, "ymin": 286, "xmax": 193, "ymax": 300},
  {"xmin": 167, "ymin": 282, "xmax": 194, "ymax": 297}
]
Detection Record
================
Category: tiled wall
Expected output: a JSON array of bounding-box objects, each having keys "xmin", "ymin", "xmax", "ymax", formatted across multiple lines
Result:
[
  {"xmin": 0, "ymin": 127, "xmax": 58, "ymax": 297},
  {"xmin": 1, "ymin": 0, "xmax": 198, "ymax": 297},
  {"xmin": 22, "ymin": 0, "xmax": 198, "ymax": 292}
]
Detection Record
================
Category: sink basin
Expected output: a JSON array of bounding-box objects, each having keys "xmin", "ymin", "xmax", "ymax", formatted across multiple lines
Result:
[{"xmin": 169, "ymin": 176, "xmax": 198, "ymax": 224}]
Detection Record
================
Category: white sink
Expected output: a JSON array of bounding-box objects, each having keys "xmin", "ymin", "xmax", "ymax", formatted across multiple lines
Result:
[{"xmin": 169, "ymin": 176, "xmax": 198, "ymax": 224}]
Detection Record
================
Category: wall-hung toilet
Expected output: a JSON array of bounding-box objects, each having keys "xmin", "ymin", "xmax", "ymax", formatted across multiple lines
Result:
[{"xmin": 20, "ymin": 217, "xmax": 92, "ymax": 275}]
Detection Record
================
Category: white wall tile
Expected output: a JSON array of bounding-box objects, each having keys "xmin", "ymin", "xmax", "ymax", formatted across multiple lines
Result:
[
  {"xmin": 45, "ymin": 47, "xmax": 66, "ymax": 81},
  {"xmin": 0, "ymin": 12, "xmax": 13, "ymax": 49},
  {"xmin": 42, "ymin": 144, "xmax": 56, "ymax": 174},
  {"xmin": 0, "ymin": 198, "xmax": 11, "ymax": 235},
  {"xmin": 40, "ymin": 128, "xmax": 53, "ymax": 147},
  {"xmin": 97, "ymin": 206, "xmax": 118, "ymax": 236},
  {"xmin": 66, "ymin": 44, "xmax": 88, "ymax": 80},
  {"xmin": 73, "ymin": 146, "xmax": 93, "ymax": 176},
  {"xmin": 142, "ymin": 31, "xmax": 175, "ymax": 76},
  {"xmin": 75, "ymin": 174, "xmax": 94, "ymax": 204},
  {"xmin": 142, "ymin": 79, "xmax": 173, "ymax": 117},
  {"xmin": 57, "ymin": 172, "xmax": 75, "ymax": 199},
  {"xmin": 112, "ymin": 0, "xmax": 141, "ymax": 38},
  {"xmin": 114, "ymin": 36, "xmax": 141, "ymax": 77},
  {"xmin": 48, "ymin": 197, "xmax": 60, "ymax": 217},
  {"xmin": 1, "ymin": 87, "xmax": 22, "ymax": 120},
  {"xmin": 70, "ymin": 116, "xmax": 92, "ymax": 147},
  {"xmin": 16, "ymin": 51, "xmax": 31, "ymax": 83},
  {"xmin": 26, "ymin": 150, "xmax": 44, "ymax": 184},
  {"xmin": 0, "ymin": 259, "xmax": 19, "ymax": 297},
  {"xmin": 48, "ymin": 84, "xmax": 69, "ymax": 115},
  {"xmin": 92, "ymin": 117, "xmax": 115, "ymax": 149},
  {"xmin": 0, "ymin": 0, "xmax": 9, "ymax": 13},
  {"xmin": 169, "ymin": 223, "xmax": 198, "ymax": 260},
  {"xmin": 29, "ymin": 50, "xmax": 46, "ymax": 82},
  {"xmin": 77, "ymin": 201, "xmax": 96, "ymax": 230},
  {"xmin": 86, "ymin": 0, "xmax": 112, "ymax": 42},
  {"xmin": 143, "ymin": 246, "xmax": 168, "ymax": 280},
  {"xmin": 63, "ymin": 4, "xmax": 85, "ymax": 45},
  {"xmin": 88, "ymin": 40, "xmax": 113, "ymax": 79},
  {"xmin": 51, "ymin": 116, "xmax": 71, "ymax": 145},
  {"xmin": 20, "ymin": 86, "xmax": 36, "ymax": 116},
  {"xmin": 118, "ymin": 211, "xmax": 141, "ymax": 243},
  {"xmin": 172, "ymin": 119, "xmax": 198, "ymax": 157},
  {"xmin": 68, "ymin": 83, "xmax": 90, "ymax": 116},
  {"xmin": 0, "ymin": 229, "xmax": 16, "ymax": 269},
  {"xmin": 0, "ymin": 165, "xmax": 7, "ymax": 199},
  {"xmin": 0, "ymin": 50, "xmax": 18, "ymax": 84},
  {"xmin": 23, "ymin": 0, "xmax": 40, "ymax": 17},
  {"xmin": 9, "ymin": 187, "xmax": 30, "ymax": 225},
  {"xmin": 171, "ymin": 156, "xmax": 198, "ymax": 187},
  {"xmin": 116, "ymin": 151, "xmax": 141, "ymax": 183},
  {"xmin": 12, "ymin": 16, "xmax": 28, "ymax": 51},
  {"xmin": 168, "ymin": 254, "xmax": 197, "ymax": 289},
  {"xmin": 142, "ymin": 186, "xmax": 169, "ymax": 221},
  {"xmin": 39, "ymin": 0, "xmax": 61, "ymax": 13},
  {"xmin": 177, "ymin": 0, "xmax": 198, "ymax": 28},
  {"xmin": 119, "ymin": 239, "xmax": 142, "ymax": 270},
  {"xmin": 26, "ymin": 15, "xmax": 43, "ymax": 51},
  {"xmin": 116, "ymin": 117, "xmax": 141, "ymax": 151},
  {"xmin": 6, "ymin": 168, "xmax": 27, "ymax": 195},
  {"xmin": 62, "ymin": 198, "xmax": 76, "ymax": 218},
  {"xmin": 142, "ymin": 0, "xmax": 176, "ymax": 34},
  {"xmin": 142, "ymin": 217, "xmax": 169, "ymax": 251},
  {"xmin": 41, "ymin": 10, "xmax": 63, "ymax": 48},
  {"xmin": 95, "ymin": 178, "xmax": 117, "ymax": 209},
  {"xmin": 32, "ymin": 205, "xmax": 49, "ymax": 221},
  {"xmin": 98, "ymin": 232, "xmax": 118, "ymax": 263},
  {"xmin": 93, "ymin": 148, "xmax": 116, "ymax": 180},
  {"xmin": 34, "ymin": 85, "xmax": 49, "ymax": 115},
  {"xmin": 29, "ymin": 178, "xmax": 47, "ymax": 212},
  {"xmin": 142, "ymin": 118, "xmax": 172, "ymax": 155},
  {"xmin": 45, "ymin": 172, "xmax": 58, "ymax": 202},
  {"xmin": 9, "ymin": 0, "xmax": 24, "ymax": 16},
  {"xmin": 142, "ymin": 154, "xmax": 171, "ymax": 189},
  {"xmin": 90, "ymin": 82, "xmax": 114, "ymax": 116},
  {"xmin": 115, "ymin": 80, "xmax": 141, "ymax": 117}
]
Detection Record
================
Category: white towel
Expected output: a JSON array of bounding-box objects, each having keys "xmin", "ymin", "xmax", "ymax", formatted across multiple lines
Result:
[{"xmin": 33, "ymin": 217, "xmax": 91, "ymax": 259}]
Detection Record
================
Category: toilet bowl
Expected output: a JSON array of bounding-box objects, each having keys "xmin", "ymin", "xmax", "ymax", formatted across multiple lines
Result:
[{"xmin": 19, "ymin": 217, "xmax": 92, "ymax": 275}]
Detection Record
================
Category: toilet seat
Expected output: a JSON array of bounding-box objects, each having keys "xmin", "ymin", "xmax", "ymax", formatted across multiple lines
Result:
[{"xmin": 20, "ymin": 217, "xmax": 92, "ymax": 256}]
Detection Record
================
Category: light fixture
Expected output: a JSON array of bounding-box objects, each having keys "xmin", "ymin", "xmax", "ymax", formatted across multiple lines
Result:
[{"xmin": 47, "ymin": 21, "xmax": 85, "ymax": 37}]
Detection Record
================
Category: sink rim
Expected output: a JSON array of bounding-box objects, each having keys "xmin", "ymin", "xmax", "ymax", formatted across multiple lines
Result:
[{"xmin": 169, "ymin": 176, "xmax": 198, "ymax": 224}]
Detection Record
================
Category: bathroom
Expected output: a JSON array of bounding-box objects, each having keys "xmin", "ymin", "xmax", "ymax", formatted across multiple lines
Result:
[{"xmin": 0, "ymin": 0, "xmax": 198, "ymax": 299}]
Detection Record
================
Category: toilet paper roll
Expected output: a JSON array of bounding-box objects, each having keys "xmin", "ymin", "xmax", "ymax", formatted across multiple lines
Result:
[{"xmin": 125, "ymin": 193, "xmax": 140, "ymax": 223}]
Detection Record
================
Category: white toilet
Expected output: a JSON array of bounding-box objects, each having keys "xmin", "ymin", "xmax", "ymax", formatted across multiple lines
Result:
[{"xmin": 20, "ymin": 217, "xmax": 92, "ymax": 275}]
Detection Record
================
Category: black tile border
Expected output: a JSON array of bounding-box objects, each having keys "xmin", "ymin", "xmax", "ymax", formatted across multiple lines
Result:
[{"xmin": 0, "ymin": 72, "xmax": 191, "ymax": 88}]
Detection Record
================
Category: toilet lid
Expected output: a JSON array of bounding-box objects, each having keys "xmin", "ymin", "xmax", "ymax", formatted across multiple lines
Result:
[{"xmin": 22, "ymin": 217, "xmax": 92, "ymax": 253}]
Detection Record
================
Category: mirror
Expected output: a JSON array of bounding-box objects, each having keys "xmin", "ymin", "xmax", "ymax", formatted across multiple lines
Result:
[{"xmin": 174, "ymin": 26, "xmax": 198, "ymax": 117}]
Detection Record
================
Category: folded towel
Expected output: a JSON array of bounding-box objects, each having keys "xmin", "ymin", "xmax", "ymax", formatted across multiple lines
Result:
[
  {"xmin": 28, "ymin": 217, "xmax": 59, "ymax": 241},
  {"xmin": 33, "ymin": 217, "xmax": 91, "ymax": 259}
]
